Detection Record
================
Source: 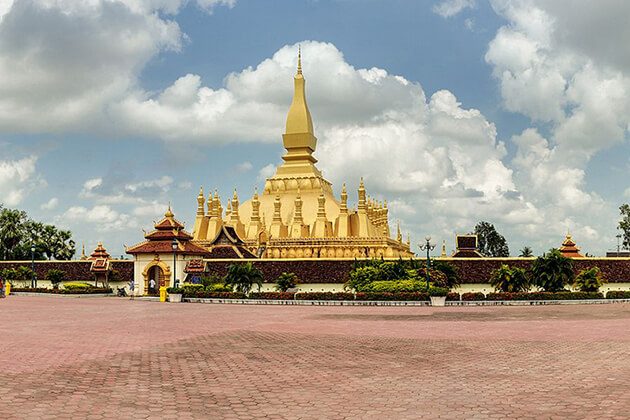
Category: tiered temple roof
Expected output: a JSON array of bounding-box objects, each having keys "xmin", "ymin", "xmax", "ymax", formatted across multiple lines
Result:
[
  {"xmin": 127, "ymin": 207, "xmax": 209, "ymax": 256},
  {"xmin": 191, "ymin": 49, "xmax": 412, "ymax": 259},
  {"xmin": 89, "ymin": 242, "xmax": 110, "ymax": 273},
  {"xmin": 559, "ymin": 234, "xmax": 584, "ymax": 258}
]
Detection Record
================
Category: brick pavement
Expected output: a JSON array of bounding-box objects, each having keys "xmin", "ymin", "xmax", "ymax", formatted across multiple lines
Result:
[{"xmin": 0, "ymin": 297, "xmax": 629, "ymax": 419}]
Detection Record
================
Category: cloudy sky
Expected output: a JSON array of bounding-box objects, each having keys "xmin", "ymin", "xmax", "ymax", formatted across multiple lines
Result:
[{"xmin": 1, "ymin": 0, "xmax": 629, "ymax": 257}]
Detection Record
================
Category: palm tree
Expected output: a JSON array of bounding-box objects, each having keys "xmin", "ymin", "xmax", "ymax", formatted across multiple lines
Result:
[
  {"xmin": 490, "ymin": 264, "xmax": 530, "ymax": 292},
  {"xmin": 531, "ymin": 249, "xmax": 574, "ymax": 292},
  {"xmin": 223, "ymin": 262, "xmax": 263, "ymax": 295},
  {"xmin": 519, "ymin": 246, "xmax": 534, "ymax": 257}
]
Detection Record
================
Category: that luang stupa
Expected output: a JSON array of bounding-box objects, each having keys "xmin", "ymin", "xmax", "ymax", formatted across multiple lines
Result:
[{"xmin": 192, "ymin": 49, "xmax": 413, "ymax": 259}]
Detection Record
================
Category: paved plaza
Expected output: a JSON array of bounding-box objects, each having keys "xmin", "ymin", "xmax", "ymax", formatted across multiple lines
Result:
[{"xmin": 1, "ymin": 297, "xmax": 630, "ymax": 419}]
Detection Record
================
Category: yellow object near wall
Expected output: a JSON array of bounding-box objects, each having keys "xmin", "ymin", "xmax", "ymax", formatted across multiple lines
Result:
[
  {"xmin": 5, "ymin": 281, "xmax": 10, "ymax": 296},
  {"xmin": 159, "ymin": 286, "xmax": 167, "ymax": 302}
]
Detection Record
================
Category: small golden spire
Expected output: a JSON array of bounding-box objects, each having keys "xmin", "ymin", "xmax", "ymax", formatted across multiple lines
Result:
[
  {"xmin": 165, "ymin": 203, "xmax": 174, "ymax": 218},
  {"xmin": 441, "ymin": 240, "xmax": 447, "ymax": 257},
  {"xmin": 297, "ymin": 45, "xmax": 302, "ymax": 75}
]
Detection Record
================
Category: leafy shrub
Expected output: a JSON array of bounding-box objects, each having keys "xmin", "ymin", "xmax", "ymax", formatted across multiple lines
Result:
[
  {"xmin": 366, "ymin": 279, "xmax": 423, "ymax": 293},
  {"xmin": 461, "ymin": 292, "xmax": 486, "ymax": 301},
  {"xmin": 200, "ymin": 275, "xmax": 223, "ymax": 288},
  {"xmin": 417, "ymin": 266, "xmax": 449, "ymax": 289},
  {"xmin": 223, "ymin": 262, "xmax": 263, "ymax": 295},
  {"xmin": 573, "ymin": 267, "xmax": 604, "ymax": 292},
  {"xmin": 206, "ymin": 283, "xmax": 232, "ymax": 292},
  {"xmin": 490, "ymin": 264, "xmax": 530, "ymax": 292},
  {"xmin": 606, "ymin": 291, "xmax": 630, "ymax": 299},
  {"xmin": 295, "ymin": 292, "xmax": 355, "ymax": 301},
  {"xmin": 1, "ymin": 266, "xmax": 34, "ymax": 281},
  {"xmin": 275, "ymin": 272, "xmax": 299, "ymax": 292},
  {"xmin": 346, "ymin": 266, "xmax": 382, "ymax": 291},
  {"xmin": 446, "ymin": 292, "xmax": 460, "ymax": 301},
  {"xmin": 166, "ymin": 287, "xmax": 183, "ymax": 294},
  {"xmin": 249, "ymin": 292, "xmax": 296, "ymax": 300},
  {"xmin": 63, "ymin": 282, "xmax": 92, "ymax": 291},
  {"xmin": 428, "ymin": 286, "xmax": 449, "ymax": 297},
  {"xmin": 431, "ymin": 260, "xmax": 461, "ymax": 289},
  {"xmin": 531, "ymin": 249, "xmax": 574, "ymax": 292},
  {"xmin": 181, "ymin": 284, "xmax": 204, "ymax": 292},
  {"xmin": 355, "ymin": 292, "xmax": 429, "ymax": 301},
  {"xmin": 45, "ymin": 269, "xmax": 66, "ymax": 289}
]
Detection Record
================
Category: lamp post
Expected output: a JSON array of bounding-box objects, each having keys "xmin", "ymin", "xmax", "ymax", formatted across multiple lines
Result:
[
  {"xmin": 171, "ymin": 238, "xmax": 178, "ymax": 289},
  {"xmin": 30, "ymin": 243, "xmax": 36, "ymax": 288},
  {"xmin": 616, "ymin": 233, "xmax": 622, "ymax": 257},
  {"xmin": 418, "ymin": 236, "xmax": 436, "ymax": 291}
]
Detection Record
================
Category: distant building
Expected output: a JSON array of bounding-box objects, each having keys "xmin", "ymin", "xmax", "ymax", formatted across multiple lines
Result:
[
  {"xmin": 452, "ymin": 235, "xmax": 483, "ymax": 258},
  {"xmin": 559, "ymin": 234, "xmax": 584, "ymax": 258}
]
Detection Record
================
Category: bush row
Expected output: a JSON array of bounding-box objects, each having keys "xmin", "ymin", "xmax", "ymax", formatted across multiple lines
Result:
[
  {"xmin": 10, "ymin": 287, "xmax": 113, "ymax": 294},
  {"xmin": 182, "ymin": 290, "xmax": 630, "ymax": 301}
]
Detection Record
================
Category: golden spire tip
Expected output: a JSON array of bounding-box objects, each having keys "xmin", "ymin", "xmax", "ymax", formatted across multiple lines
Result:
[{"xmin": 297, "ymin": 45, "xmax": 302, "ymax": 75}]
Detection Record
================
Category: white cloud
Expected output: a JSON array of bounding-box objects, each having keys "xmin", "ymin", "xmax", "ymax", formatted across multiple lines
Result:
[
  {"xmin": 235, "ymin": 161, "xmax": 253, "ymax": 173},
  {"xmin": 41, "ymin": 197, "xmax": 59, "ymax": 210},
  {"xmin": 257, "ymin": 164, "xmax": 276, "ymax": 182},
  {"xmin": 0, "ymin": 0, "xmax": 235, "ymax": 134},
  {"xmin": 0, "ymin": 156, "xmax": 41, "ymax": 206},
  {"xmin": 433, "ymin": 0, "xmax": 475, "ymax": 18},
  {"xmin": 60, "ymin": 205, "xmax": 137, "ymax": 231}
]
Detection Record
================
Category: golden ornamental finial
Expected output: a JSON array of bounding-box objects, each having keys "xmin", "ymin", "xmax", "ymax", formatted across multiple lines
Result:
[
  {"xmin": 165, "ymin": 203, "xmax": 174, "ymax": 218},
  {"xmin": 297, "ymin": 45, "xmax": 302, "ymax": 75},
  {"xmin": 198, "ymin": 186, "xmax": 204, "ymax": 196},
  {"xmin": 233, "ymin": 188, "xmax": 238, "ymax": 200}
]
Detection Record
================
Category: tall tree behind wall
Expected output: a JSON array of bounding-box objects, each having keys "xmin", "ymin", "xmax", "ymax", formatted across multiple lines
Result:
[
  {"xmin": 473, "ymin": 221, "xmax": 510, "ymax": 257},
  {"xmin": 0, "ymin": 205, "xmax": 75, "ymax": 260}
]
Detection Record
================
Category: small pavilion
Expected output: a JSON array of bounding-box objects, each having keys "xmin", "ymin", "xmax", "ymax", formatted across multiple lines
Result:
[{"xmin": 559, "ymin": 234, "xmax": 584, "ymax": 258}]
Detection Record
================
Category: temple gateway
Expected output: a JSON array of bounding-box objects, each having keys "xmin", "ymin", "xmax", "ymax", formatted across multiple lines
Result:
[{"xmin": 192, "ymin": 51, "xmax": 412, "ymax": 259}]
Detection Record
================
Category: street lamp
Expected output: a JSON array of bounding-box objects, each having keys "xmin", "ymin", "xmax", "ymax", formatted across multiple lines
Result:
[
  {"xmin": 171, "ymin": 238, "xmax": 178, "ymax": 289},
  {"xmin": 418, "ymin": 236, "xmax": 436, "ymax": 291},
  {"xmin": 30, "ymin": 243, "xmax": 36, "ymax": 288}
]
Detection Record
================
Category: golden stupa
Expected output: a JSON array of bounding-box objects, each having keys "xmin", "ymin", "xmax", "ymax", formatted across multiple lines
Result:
[{"xmin": 192, "ymin": 49, "xmax": 413, "ymax": 259}]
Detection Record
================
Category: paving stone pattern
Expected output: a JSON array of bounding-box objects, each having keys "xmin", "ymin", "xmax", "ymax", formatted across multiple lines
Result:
[{"xmin": 1, "ymin": 298, "xmax": 630, "ymax": 419}]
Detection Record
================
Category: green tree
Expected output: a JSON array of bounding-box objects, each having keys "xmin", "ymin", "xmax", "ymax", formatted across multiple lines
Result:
[
  {"xmin": 223, "ymin": 262, "xmax": 263, "ymax": 295},
  {"xmin": 573, "ymin": 267, "xmax": 604, "ymax": 292},
  {"xmin": 618, "ymin": 204, "xmax": 630, "ymax": 249},
  {"xmin": 0, "ymin": 207, "xmax": 75, "ymax": 260},
  {"xmin": 431, "ymin": 260, "xmax": 460, "ymax": 288},
  {"xmin": 474, "ymin": 221, "xmax": 509, "ymax": 257},
  {"xmin": 531, "ymin": 249, "xmax": 574, "ymax": 292},
  {"xmin": 519, "ymin": 246, "xmax": 534, "ymax": 257},
  {"xmin": 490, "ymin": 264, "xmax": 530, "ymax": 292},
  {"xmin": 46, "ymin": 269, "xmax": 66, "ymax": 289},
  {"xmin": 275, "ymin": 272, "xmax": 299, "ymax": 292}
]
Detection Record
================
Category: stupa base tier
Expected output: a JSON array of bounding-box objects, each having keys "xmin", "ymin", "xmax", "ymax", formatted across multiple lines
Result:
[{"xmin": 194, "ymin": 237, "xmax": 413, "ymax": 259}]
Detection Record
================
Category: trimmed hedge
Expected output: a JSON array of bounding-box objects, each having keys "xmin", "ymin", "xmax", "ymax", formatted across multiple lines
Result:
[
  {"xmin": 486, "ymin": 291, "xmax": 603, "ymax": 301},
  {"xmin": 355, "ymin": 292, "xmax": 429, "ymax": 301},
  {"xmin": 249, "ymin": 292, "xmax": 296, "ymax": 300},
  {"xmin": 446, "ymin": 292, "xmax": 460, "ymax": 301},
  {"xmin": 184, "ymin": 291, "xmax": 247, "ymax": 299},
  {"xmin": 461, "ymin": 292, "xmax": 486, "ymax": 301},
  {"xmin": 10, "ymin": 287, "xmax": 112, "ymax": 294},
  {"xmin": 606, "ymin": 290, "xmax": 630, "ymax": 299},
  {"xmin": 295, "ymin": 292, "xmax": 355, "ymax": 301}
]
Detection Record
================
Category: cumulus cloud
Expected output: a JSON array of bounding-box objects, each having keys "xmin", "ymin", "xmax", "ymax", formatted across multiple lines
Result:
[
  {"xmin": 40, "ymin": 197, "xmax": 59, "ymax": 210},
  {"xmin": 0, "ymin": 0, "xmax": 235, "ymax": 134},
  {"xmin": 60, "ymin": 205, "xmax": 137, "ymax": 231},
  {"xmin": 484, "ymin": 0, "xmax": 630, "ymax": 251},
  {"xmin": 433, "ymin": 0, "xmax": 476, "ymax": 18},
  {"xmin": 0, "ymin": 156, "xmax": 41, "ymax": 206}
]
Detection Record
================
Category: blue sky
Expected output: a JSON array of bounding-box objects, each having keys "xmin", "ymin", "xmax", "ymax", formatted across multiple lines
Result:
[{"xmin": 1, "ymin": 0, "xmax": 629, "ymax": 257}]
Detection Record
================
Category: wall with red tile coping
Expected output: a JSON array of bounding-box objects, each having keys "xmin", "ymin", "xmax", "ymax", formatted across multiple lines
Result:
[{"xmin": 2, "ymin": 258, "xmax": 630, "ymax": 284}]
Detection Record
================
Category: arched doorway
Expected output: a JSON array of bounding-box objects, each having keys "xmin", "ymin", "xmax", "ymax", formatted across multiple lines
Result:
[
  {"xmin": 147, "ymin": 266, "xmax": 164, "ymax": 295},
  {"xmin": 142, "ymin": 259, "xmax": 172, "ymax": 295}
]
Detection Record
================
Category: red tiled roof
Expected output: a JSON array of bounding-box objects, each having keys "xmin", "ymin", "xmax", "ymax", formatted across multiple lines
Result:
[
  {"xmin": 126, "ymin": 240, "xmax": 210, "ymax": 256},
  {"xmin": 145, "ymin": 229, "xmax": 193, "ymax": 241}
]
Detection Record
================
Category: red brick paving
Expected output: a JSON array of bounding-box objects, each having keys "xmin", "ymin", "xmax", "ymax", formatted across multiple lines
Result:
[{"xmin": 1, "ymin": 297, "xmax": 629, "ymax": 418}]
